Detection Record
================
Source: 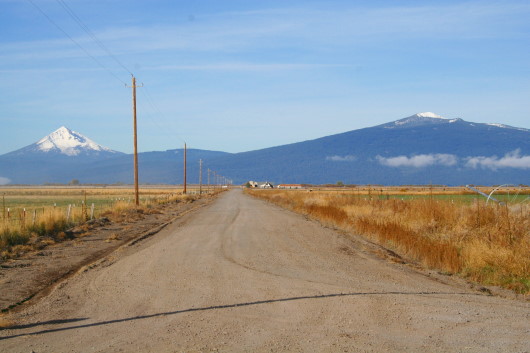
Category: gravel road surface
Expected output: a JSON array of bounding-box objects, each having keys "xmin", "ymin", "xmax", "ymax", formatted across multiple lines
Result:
[{"xmin": 1, "ymin": 189, "xmax": 528, "ymax": 352}]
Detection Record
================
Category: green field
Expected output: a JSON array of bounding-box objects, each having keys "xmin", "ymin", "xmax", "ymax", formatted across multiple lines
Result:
[
  {"xmin": 302, "ymin": 186, "xmax": 530, "ymax": 205},
  {"xmin": 0, "ymin": 187, "xmax": 184, "ymax": 224},
  {"xmin": 372, "ymin": 193, "xmax": 530, "ymax": 203}
]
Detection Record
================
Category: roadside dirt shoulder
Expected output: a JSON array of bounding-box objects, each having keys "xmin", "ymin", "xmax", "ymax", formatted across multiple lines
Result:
[
  {"xmin": 0, "ymin": 194, "xmax": 216, "ymax": 313},
  {"xmin": 246, "ymin": 191, "xmax": 528, "ymax": 302}
]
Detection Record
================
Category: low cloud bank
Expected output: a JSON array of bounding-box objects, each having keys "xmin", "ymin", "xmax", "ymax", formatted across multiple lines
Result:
[
  {"xmin": 326, "ymin": 155, "xmax": 356, "ymax": 162},
  {"xmin": 376, "ymin": 154, "xmax": 457, "ymax": 168},
  {"xmin": 465, "ymin": 149, "xmax": 530, "ymax": 170},
  {"xmin": 376, "ymin": 149, "xmax": 530, "ymax": 170},
  {"xmin": 0, "ymin": 177, "xmax": 11, "ymax": 185}
]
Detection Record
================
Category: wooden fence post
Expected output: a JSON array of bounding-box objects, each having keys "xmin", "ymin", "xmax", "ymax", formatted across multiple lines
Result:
[
  {"xmin": 22, "ymin": 208, "xmax": 26, "ymax": 230},
  {"xmin": 66, "ymin": 204, "xmax": 72, "ymax": 223}
]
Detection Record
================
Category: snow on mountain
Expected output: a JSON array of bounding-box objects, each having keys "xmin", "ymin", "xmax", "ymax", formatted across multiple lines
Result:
[
  {"xmin": 486, "ymin": 123, "xmax": 529, "ymax": 132},
  {"xmin": 35, "ymin": 126, "xmax": 116, "ymax": 156},
  {"xmin": 1, "ymin": 114, "xmax": 529, "ymax": 185},
  {"xmin": 487, "ymin": 123, "xmax": 507, "ymax": 128},
  {"xmin": 413, "ymin": 112, "xmax": 444, "ymax": 119},
  {"xmin": 385, "ymin": 112, "xmax": 528, "ymax": 132},
  {"xmin": 4, "ymin": 126, "xmax": 121, "ymax": 158},
  {"xmin": 383, "ymin": 112, "xmax": 462, "ymax": 128}
]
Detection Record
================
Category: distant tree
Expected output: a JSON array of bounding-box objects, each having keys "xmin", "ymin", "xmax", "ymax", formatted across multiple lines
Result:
[
  {"xmin": 336, "ymin": 181, "xmax": 344, "ymax": 187},
  {"xmin": 245, "ymin": 182, "xmax": 251, "ymax": 188},
  {"xmin": 69, "ymin": 179, "xmax": 80, "ymax": 185}
]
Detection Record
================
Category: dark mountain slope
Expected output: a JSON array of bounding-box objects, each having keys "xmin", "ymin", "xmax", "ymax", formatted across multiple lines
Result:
[
  {"xmin": 1, "ymin": 113, "xmax": 528, "ymax": 185},
  {"xmin": 203, "ymin": 114, "xmax": 530, "ymax": 185}
]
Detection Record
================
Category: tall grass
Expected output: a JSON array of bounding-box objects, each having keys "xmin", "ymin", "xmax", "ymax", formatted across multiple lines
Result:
[
  {"xmin": 0, "ymin": 188, "xmax": 211, "ymax": 260},
  {"xmin": 247, "ymin": 189, "xmax": 530, "ymax": 294}
]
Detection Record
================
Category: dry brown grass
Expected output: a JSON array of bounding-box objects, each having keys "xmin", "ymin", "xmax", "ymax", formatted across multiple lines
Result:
[
  {"xmin": 307, "ymin": 185, "xmax": 529, "ymax": 196},
  {"xmin": 105, "ymin": 233, "xmax": 120, "ymax": 243},
  {"xmin": 0, "ymin": 317, "xmax": 14, "ymax": 328},
  {"xmin": 247, "ymin": 189, "xmax": 530, "ymax": 294},
  {"xmin": 0, "ymin": 188, "xmax": 214, "ymax": 260}
]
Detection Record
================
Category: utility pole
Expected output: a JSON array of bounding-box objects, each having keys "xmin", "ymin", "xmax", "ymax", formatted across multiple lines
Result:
[
  {"xmin": 183, "ymin": 143, "xmax": 187, "ymax": 194},
  {"xmin": 130, "ymin": 75, "xmax": 143, "ymax": 207},
  {"xmin": 207, "ymin": 168, "xmax": 210, "ymax": 193},
  {"xmin": 2, "ymin": 193, "xmax": 5, "ymax": 221},
  {"xmin": 199, "ymin": 159, "xmax": 203, "ymax": 195},
  {"xmin": 83, "ymin": 190, "xmax": 88, "ymax": 221}
]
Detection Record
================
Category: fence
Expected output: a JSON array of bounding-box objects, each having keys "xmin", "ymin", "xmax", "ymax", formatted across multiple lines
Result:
[{"xmin": 0, "ymin": 194, "xmax": 180, "ymax": 232}]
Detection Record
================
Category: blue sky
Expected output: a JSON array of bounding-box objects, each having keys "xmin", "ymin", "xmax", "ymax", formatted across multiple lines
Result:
[{"xmin": 1, "ymin": 0, "xmax": 529, "ymax": 154}]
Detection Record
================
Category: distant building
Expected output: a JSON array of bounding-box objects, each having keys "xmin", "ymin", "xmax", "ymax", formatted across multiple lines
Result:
[
  {"xmin": 277, "ymin": 184, "xmax": 303, "ymax": 189},
  {"xmin": 247, "ymin": 181, "xmax": 258, "ymax": 188},
  {"xmin": 259, "ymin": 182, "xmax": 274, "ymax": 189}
]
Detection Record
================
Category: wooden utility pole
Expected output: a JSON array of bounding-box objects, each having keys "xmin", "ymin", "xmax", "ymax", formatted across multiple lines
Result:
[
  {"xmin": 207, "ymin": 168, "xmax": 210, "ymax": 193},
  {"xmin": 199, "ymin": 159, "xmax": 203, "ymax": 195},
  {"xmin": 183, "ymin": 143, "xmax": 187, "ymax": 194},
  {"xmin": 213, "ymin": 171, "xmax": 216, "ymax": 189},
  {"xmin": 83, "ymin": 190, "xmax": 88, "ymax": 220},
  {"xmin": 131, "ymin": 75, "xmax": 140, "ymax": 206}
]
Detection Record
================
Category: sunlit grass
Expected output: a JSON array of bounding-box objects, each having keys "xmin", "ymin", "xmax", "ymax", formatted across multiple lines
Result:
[
  {"xmin": 0, "ymin": 187, "xmax": 215, "ymax": 260},
  {"xmin": 247, "ymin": 188, "xmax": 530, "ymax": 294}
]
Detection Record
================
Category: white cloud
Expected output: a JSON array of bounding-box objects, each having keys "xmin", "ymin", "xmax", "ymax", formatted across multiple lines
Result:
[
  {"xmin": 326, "ymin": 155, "xmax": 356, "ymax": 162},
  {"xmin": 0, "ymin": 177, "xmax": 11, "ymax": 185},
  {"xmin": 465, "ymin": 149, "xmax": 530, "ymax": 170},
  {"xmin": 377, "ymin": 154, "xmax": 458, "ymax": 168},
  {"xmin": 326, "ymin": 155, "xmax": 357, "ymax": 162},
  {"xmin": 143, "ymin": 63, "xmax": 341, "ymax": 72},
  {"xmin": 3, "ymin": 2, "xmax": 528, "ymax": 67}
]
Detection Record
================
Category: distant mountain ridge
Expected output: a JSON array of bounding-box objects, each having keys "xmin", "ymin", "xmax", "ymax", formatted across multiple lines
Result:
[
  {"xmin": 200, "ymin": 112, "xmax": 530, "ymax": 185},
  {"xmin": 0, "ymin": 113, "xmax": 529, "ymax": 185},
  {"xmin": 382, "ymin": 112, "xmax": 529, "ymax": 132}
]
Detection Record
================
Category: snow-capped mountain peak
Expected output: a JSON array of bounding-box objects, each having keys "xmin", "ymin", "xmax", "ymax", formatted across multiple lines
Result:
[
  {"xmin": 414, "ymin": 112, "xmax": 445, "ymax": 119},
  {"xmin": 383, "ymin": 112, "xmax": 462, "ymax": 128},
  {"xmin": 35, "ymin": 126, "xmax": 115, "ymax": 156}
]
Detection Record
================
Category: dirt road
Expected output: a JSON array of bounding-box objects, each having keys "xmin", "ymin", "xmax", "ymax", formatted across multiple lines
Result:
[{"xmin": 1, "ymin": 190, "xmax": 528, "ymax": 352}]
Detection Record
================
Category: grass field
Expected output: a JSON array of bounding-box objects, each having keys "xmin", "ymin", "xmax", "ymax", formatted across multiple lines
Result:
[
  {"xmin": 247, "ymin": 186, "xmax": 530, "ymax": 294},
  {"xmin": 305, "ymin": 185, "xmax": 530, "ymax": 203},
  {"xmin": 0, "ymin": 186, "xmax": 216, "ymax": 260}
]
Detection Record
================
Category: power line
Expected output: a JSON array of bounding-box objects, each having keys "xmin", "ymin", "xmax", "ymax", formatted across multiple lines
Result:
[
  {"xmin": 27, "ymin": 0, "xmax": 199, "ymax": 183},
  {"xmin": 26, "ymin": 0, "xmax": 127, "ymax": 85},
  {"xmin": 55, "ymin": 0, "xmax": 133, "ymax": 76},
  {"xmin": 136, "ymin": 88, "xmax": 187, "ymax": 149},
  {"xmin": 28, "ymin": 0, "xmax": 194, "ymax": 156},
  {"xmin": 140, "ymin": 86, "xmax": 187, "ymax": 144}
]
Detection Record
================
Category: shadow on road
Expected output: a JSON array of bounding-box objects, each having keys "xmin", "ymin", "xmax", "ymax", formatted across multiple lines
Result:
[
  {"xmin": 2, "ymin": 318, "xmax": 88, "ymax": 331},
  {"xmin": 0, "ymin": 290, "xmax": 480, "ymax": 340}
]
